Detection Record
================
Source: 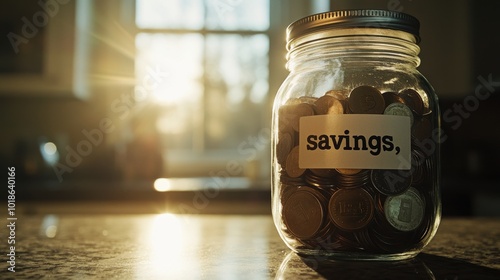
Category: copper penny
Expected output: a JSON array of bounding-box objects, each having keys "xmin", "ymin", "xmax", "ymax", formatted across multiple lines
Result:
[
  {"xmin": 336, "ymin": 168, "xmax": 362, "ymax": 175},
  {"xmin": 276, "ymin": 132, "xmax": 293, "ymax": 166},
  {"xmin": 278, "ymin": 102, "xmax": 315, "ymax": 132},
  {"xmin": 298, "ymin": 96, "xmax": 318, "ymax": 104},
  {"xmin": 314, "ymin": 95, "xmax": 345, "ymax": 115},
  {"xmin": 309, "ymin": 168, "xmax": 337, "ymax": 178},
  {"xmin": 291, "ymin": 103, "xmax": 315, "ymax": 131},
  {"xmin": 285, "ymin": 146, "xmax": 304, "ymax": 178},
  {"xmin": 278, "ymin": 104, "xmax": 295, "ymax": 133},
  {"xmin": 412, "ymin": 116, "xmax": 432, "ymax": 141},
  {"xmin": 382, "ymin": 91, "xmax": 405, "ymax": 106},
  {"xmin": 348, "ymin": 85, "xmax": 385, "ymax": 114},
  {"xmin": 283, "ymin": 188, "xmax": 325, "ymax": 239},
  {"xmin": 328, "ymin": 188, "xmax": 374, "ymax": 231},
  {"xmin": 400, "ymin": 89, "xmax": 425, "ymax": 116},
  {"xmin": 325, "ymin": 89, "xmax": 348, "ymax": 100}
]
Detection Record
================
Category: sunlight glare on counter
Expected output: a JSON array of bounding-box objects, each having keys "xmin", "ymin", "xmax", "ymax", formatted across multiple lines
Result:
[{"xmin": 135, "ymin": 213, "xmax": 201, "ymax": 278}]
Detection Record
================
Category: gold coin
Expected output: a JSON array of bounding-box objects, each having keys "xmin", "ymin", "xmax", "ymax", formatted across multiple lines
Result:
[{"xmin": 285, "ymin": 146, "xmax": 304, "ymax": 178}]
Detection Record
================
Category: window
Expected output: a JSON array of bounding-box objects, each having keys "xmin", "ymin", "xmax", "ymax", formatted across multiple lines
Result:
[
  {"xmin": 135, "ymin": 0, "xmax": 270, "ymax": 155},
  {"xmin": 130, "ymin": 0, "xmax": 328, "ymax": 178}
]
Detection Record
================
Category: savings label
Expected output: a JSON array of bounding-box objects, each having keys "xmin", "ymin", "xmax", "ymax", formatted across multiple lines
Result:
[{"xmin": 299, "ymin": 114, "xmax": 411, "ymax": 170}]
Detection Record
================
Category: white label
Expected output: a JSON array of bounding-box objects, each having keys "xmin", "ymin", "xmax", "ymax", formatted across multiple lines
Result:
[{"xmin": 299, "ymin": 114, "xmax": 411, "ymax": 170}]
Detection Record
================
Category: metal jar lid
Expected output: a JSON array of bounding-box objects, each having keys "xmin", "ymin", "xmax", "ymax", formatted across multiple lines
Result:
[{"xmin": 287, "ymin": 10, "xmax": 420, "ymax": 49}]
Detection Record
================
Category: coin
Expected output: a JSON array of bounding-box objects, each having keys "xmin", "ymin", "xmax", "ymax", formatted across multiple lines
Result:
[
  {"xmin": 382, "ymin": 91, "xmax": 405, "ymax": 105},
  {"xmin": 314, "ymin": 95, "xmax": 344, "ymax": 115},
  {"xmin": 325, "ymin": 89, "xmax": 348, "ymax": 100},
  {"xmin": 348, "ymin": 86, "xmax": 385, "ymax": 114},
  {"xmin": 278, "ymin": 102, "xmax": 315, "ymax": 132},
  {"xmin": 309, "ymin": 168, "xmax": 337, "ymax": 178},
  {"xmin": 280, "ymin": 172, "xmax": 304, "ymax": 186},
  {"xmin": 328, "ymin": 188, "xmax": 374, "ymax": 231},
  {"xmin": 335, "ymin": 170, "xmax": 371, "ymax": 188},
  {"xmin": 371, "ymin": 169, "xmax": 412, "ymax": 195},
  {"xmin": 325, "ymin": 90, "xmax": 349, "ymax": 115},
  {"xmin": 412, "ymin": 116, "xmax": 432, "ymax": 141},
  {"xmin": 280, "ymin": 184, "xmax": 300, "ymax": 205},
  {"xmin": 304, "ymin": 171, "xmax": 338, "ymax": 189},
  {"xmin": 275, "ymin": 86, "xmax": 436, "ymax": 252},
  {"xmin": 335, "ymin": 168, "xmax": 362, "ymax": 175},
  {"xmin": 400, "ymin": 89, "xmax": 425, "ymax": 116},
  {"xmin": 291, "ymin": 103, "xmax": 315, "ymax": 131},
  {"xmin": 298, "ymin": 96, "xmax": 318, "ymax": 104},
  {"xmin": 384, "ymin": 187, "xmax": 424, "ymax": 232},
  {"xmin": 285, "ymin": 146, "xmax": 305, "ymax": 178},
  {"xmin": 277, "ymin": 132, "xmax": 293, "ymax": 166},
  {"xmin": 278, "ymin": 104, "xmax": 295, "ymax": 133},
  {"xmin": 410, "ymin": 148, "xmax": 426, "ymax": 186},
  {"xmin": 383, "ymin": 102, "xmax": 414, "ymax": 126},
  {"xmin": 284, "ymin": 97, "xmax": 306, "ymax": 105},
  {"xmin": 283, "ymin": 188, "xmax": 325, "ymax": 239}
]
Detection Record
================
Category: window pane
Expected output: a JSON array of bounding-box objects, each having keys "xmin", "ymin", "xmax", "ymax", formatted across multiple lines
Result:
[
  {"xmin": 205, "ymin": 0, "xmax": 269, "ymax": 30},
  {"xmin": 135, "ymin": 33, "xmax": 204, "ymax": 150},
  {"xmin": 136, "ymin": 0, "xmax": 204, "ymax": 29},
  {"xmin": 204, "ymin": 34, "xmax": 269, "ymax": 149}
]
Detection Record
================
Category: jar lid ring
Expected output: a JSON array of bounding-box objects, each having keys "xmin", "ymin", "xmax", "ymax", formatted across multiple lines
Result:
[{"xmin": 287, "ymin": 9, "xmax": 421, "ymax": 46}]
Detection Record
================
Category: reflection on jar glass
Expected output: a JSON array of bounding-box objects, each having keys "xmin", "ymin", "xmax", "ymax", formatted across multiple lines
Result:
[{"xmin": 271, "ymin": 10, "xmax": 441, "ymax": 261}]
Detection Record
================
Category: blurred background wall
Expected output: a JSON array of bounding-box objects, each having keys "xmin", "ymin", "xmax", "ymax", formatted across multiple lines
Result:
[{"xmin": 0, "ymin": 0, "xmax": 498, "ymax": 216}]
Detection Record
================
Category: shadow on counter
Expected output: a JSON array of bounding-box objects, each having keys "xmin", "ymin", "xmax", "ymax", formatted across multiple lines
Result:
[{"xmin": 276, "ymin": 252, "xmax": 500, "ymax": 279}]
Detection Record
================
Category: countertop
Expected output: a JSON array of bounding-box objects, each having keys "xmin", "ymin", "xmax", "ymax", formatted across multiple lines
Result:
[{"xmin": 1, "ymin": 214, "xmax": 499, "ymax": 279}]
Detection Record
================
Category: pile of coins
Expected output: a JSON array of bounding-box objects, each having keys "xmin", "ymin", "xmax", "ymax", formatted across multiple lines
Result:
[{"xmin": 276, "ymin": 85, "xmax": 437, "ymax": 253}]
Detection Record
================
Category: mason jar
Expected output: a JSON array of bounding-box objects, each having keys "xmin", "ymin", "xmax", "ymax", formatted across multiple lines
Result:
[{"xmin": 271, "ymin": 10, "xmax": 441, "ymax": 261}]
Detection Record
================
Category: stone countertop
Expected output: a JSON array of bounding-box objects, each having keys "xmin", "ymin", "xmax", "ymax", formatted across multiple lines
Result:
[{"xmin": 1, "ymin": 214, "xmax": 499, "ymax": 279}]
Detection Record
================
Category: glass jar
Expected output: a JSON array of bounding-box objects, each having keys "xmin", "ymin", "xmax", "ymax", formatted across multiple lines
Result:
[{"xmin": 271, "ymin": 10, "xmax": 441, "ymax": 261}]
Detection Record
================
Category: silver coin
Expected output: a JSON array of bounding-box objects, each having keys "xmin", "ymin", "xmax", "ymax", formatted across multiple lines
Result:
[
  {"xmin": 384, "ymin": 187, "xmax": 424, "ymax": 231},
  {"xmin": 384, "ymin": 102, "xmax": 414, "ymax": 126}
]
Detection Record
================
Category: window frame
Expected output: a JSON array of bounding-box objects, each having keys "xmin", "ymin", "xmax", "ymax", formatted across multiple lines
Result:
[{"xmin": 124, "ymin": 0, "xmax": 326, "ymax": 177}]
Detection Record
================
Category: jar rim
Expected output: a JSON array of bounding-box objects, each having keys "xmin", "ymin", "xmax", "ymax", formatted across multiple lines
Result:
[{"xmin": 287, "ymin": 10, "xmax": 420, "ymax": 47}]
